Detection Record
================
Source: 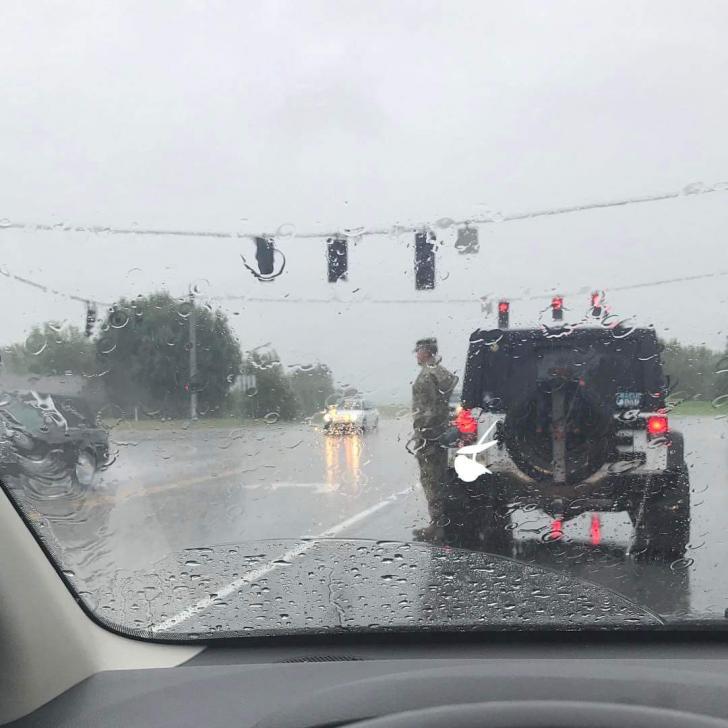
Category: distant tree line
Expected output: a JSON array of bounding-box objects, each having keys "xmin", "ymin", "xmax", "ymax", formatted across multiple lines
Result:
[
  {"xmin": 9, "ymin": 293, "xmax": 723, "ymax": 418},
  {"xmin": 661, "ymin": 339, "xmax": 728, "ymax": 404},
  {"xmin": 1, "ymin": 291, "xmax": 336, "ymax": 422}
]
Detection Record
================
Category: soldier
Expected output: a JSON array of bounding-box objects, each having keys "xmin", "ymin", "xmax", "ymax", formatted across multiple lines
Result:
[{"xmin": 411, "ymin": 337, "xmax": 458, "ymax": 542}]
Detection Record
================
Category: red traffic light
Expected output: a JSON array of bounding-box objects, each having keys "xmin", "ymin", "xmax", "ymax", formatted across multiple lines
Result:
[
  {"xmin": 591, "ymin": 291, "xmax": 601, "ymax": 308},
  {"xmin": 551, "ymin": 295, "xmax": 564, "ymax": 321},
  {"xmin": 497, "ymin": 299, "xmax": 510, "ymax": 328}
]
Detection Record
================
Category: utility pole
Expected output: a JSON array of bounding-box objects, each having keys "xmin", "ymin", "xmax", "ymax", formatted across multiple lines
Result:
[{"xmin": 189, "ymin": 290, "xmax": 198, "ymax": 421}]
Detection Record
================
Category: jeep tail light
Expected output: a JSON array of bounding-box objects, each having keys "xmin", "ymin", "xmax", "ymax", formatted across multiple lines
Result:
[
  {"xmin": 454, "ymin": 408, "xmax": 478, "ymax": 436},
  {"xmin": 646, "ymin": 415, "xmax": 668, "ymax": 436}
]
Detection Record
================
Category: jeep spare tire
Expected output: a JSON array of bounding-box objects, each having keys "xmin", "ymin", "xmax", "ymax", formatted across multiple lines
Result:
[{"xmin": 503, "ymin": 379, "xmax": 613, "ymax": 485}]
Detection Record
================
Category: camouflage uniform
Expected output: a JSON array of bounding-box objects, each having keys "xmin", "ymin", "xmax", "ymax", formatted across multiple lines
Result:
[{"xmin": 412, "ymin": 360, "xmax": 458, "ymax": 527}]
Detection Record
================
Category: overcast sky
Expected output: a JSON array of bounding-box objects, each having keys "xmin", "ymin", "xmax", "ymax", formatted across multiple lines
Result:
[{"xmin": 1, "ymin": 1, "xmax": 726, "ymax": 401}]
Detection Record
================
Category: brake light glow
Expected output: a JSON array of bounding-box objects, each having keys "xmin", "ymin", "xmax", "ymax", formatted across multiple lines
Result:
[
  {"xmin": 550, "ymin": 519, "xmax": 563, "ymax": 540},
  {"xmin": 454, "ymin": 408, "xmax": 478, "ymax": 434},
  {"xmin": 590, "ymin": 514, "xmax": 601, "ymax": 546},
  {"xmin": 646, "ymin": 415, "xmax": 668, "ymax": 436}
]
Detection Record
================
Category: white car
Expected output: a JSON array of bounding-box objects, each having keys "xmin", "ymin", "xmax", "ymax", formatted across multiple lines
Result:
[{"xmin": 323, "ymin": 397, "xmax": 379, "ymax": 433}]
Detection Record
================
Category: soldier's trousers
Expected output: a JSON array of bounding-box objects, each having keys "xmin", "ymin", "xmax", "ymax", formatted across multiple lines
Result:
[{"xmin": 416, "ymin": 444, "xmax": 448, "ymax": 524}]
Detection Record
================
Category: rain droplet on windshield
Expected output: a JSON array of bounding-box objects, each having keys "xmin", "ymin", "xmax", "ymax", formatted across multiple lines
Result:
[
  {"xmin": 24, "ymin": 333, "xmax": 47, "ymax": 356},
  {"xmin": 276, "ymin": 223, "xmax": 296, "ymax": 238}
]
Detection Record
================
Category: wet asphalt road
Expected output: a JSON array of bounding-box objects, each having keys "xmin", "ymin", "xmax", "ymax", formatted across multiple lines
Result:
[{"xmin": 8, "ymin": 415, "xmax": 728, "ymax": 628}]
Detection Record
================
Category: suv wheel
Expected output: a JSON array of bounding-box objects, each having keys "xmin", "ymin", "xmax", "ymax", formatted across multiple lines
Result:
[
  {"xmin": 73, "ymin": 449, "xmax": 98, "ymax": 489},
  {"xmin": 630, "ymin": 465, "xmax": 690, "ymax": 562}
]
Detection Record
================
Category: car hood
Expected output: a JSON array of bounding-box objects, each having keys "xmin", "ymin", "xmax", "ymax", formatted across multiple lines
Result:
[{"xmin": 83, "ymin": 538, "xmax": 663, "ymax": 639}]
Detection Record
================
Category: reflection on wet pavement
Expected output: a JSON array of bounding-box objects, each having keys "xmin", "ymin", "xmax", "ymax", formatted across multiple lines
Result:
[
  {"xmin": 2, "ymin": 415, "xmax": 727, "ymax": 629},
  {"xmin": 325, "ymin": 432, "xmax": 364, "ymax": 493}
]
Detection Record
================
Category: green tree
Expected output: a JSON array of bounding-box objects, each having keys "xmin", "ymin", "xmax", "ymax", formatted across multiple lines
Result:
[
  {"xmin": 97, "ymin": 292, "xmax": 242, "ymax": 418},
  {"xmin": 2, "ymin": 322, "xmax": 96, "ymax": 376},
  {"xmin": 289, "ymin": 363, "xmax": 335, "ymax": 416},
  {"xmin": 661, "ymin": 339, "xmax": 724, "ymax": 402},
  {"xmin": 239, "ymin": 349, "xmax": 299, "ymax": 420}
]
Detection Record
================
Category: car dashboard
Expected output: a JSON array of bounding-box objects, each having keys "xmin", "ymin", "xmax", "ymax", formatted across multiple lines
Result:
[{"xmin": 9, "ymin": 634, "xmax": 728, "ymax": 728}]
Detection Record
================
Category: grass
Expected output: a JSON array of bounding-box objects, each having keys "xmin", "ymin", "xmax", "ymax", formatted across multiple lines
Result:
[
  {"xmin": 669, "ymin": 400, "xmax": 725, "ymax": 417},
  {"xmin": 102, "ymin": 399, "xmax": 724, "ymax": 430}
]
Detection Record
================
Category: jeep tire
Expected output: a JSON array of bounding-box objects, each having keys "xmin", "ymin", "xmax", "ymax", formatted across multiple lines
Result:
[{"xmin": 630, "ymin": 440, "xmax": 690, "ymax": 563}]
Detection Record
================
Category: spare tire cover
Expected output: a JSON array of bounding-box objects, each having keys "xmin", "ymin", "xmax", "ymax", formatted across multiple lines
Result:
[{"xmin": 503, "ymin": 377, "xmax": 614, "ymax": 484}]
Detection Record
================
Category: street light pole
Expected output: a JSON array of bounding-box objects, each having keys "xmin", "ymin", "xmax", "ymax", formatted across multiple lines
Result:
[{"xmin": 189, "ymin": 290, "xmax": 198, "ymax": 421}]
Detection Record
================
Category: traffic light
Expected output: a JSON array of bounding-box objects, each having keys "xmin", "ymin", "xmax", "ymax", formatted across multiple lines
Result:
[
  {"xmin": 84, "ymin": 302, "xmax": 97, "ymax": 337},
  {"xmin": 255, "ymin": 237, "xmax": 275, "ymax": 276},
  {"xmin": 498, "ymin": 300, "xmax": 510, "ymax": 329},
  {"xmin": 455, "ymin": 225, "xmax": 479, "ymax": 254},
  {"xmin": 590, "ymin": 290, "xmax": 603, "ymax": 317},
  {"xmin": 326, "ymin": 237, "xmax": 348, "ymax": 282},
  {"xmin": 551, "ymin": 296, "xmax": 564, "ymax": 321},
  {"xmin": 414, "ymin": 231, "xmax": 436, "ymax": 290}
]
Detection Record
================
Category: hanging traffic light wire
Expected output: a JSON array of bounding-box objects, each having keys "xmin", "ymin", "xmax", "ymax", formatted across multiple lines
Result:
[
  {"xmin": 0, "ymin": 179, "xmax": 726, "ymax": 305},
  {"xmin": 1, "ymin": 180, "xmax": 724, "ymax": 242},
  {"xmin": 3, "ymin": 263, "xmax": 724, "ymax": 311}
]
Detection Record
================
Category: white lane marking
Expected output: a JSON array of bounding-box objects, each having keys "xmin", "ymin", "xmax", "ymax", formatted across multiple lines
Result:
[
  {"xmin": 150, "ymin": 485, "xmax": 412, "ymax": 633},
  {"xmin": 270, "ymin": 482, "xmax": 333, "ymax": 492}
]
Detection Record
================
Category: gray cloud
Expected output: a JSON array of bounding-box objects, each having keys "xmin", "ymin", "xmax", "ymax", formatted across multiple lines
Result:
[{"xmin": 1, "ymin": 0, "xmax": 726, "ymax": 400}]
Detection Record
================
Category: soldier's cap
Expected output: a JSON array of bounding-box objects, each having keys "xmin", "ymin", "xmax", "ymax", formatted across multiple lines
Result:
[{"xmin": 414, "ymin": 337, "xmax": 438, "ymax": 354}]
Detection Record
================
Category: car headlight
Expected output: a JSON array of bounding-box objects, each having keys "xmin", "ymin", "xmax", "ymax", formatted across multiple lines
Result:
[{"xmin": 323, "ymin": 414, "xmax": 331, "ymax": 423}]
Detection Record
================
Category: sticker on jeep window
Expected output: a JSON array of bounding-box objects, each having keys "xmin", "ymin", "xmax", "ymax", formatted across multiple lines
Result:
[{"xmin": 616, "ymin": 392, "xmax": 642, "ymax": 408}]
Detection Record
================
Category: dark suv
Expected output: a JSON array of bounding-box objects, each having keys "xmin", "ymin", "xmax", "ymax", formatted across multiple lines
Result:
[
  {"xmin": 0, "ymin": 391, "xmax": 110, "ymax": 490},
  {"xmin": 444, "ymin": 326, "xmax": 689, "ymax": 561}
]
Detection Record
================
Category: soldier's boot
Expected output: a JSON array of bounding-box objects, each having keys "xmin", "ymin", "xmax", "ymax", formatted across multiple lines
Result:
[
  {"xmin": 412, "ymin": 522, "xmax": 446, "ymax": 544},
  {"xmin": 413, "ymin": 499, "xmax": 447, "ymax": 543}
]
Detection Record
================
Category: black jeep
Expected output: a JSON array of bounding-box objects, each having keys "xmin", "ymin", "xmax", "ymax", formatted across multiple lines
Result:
[{"xmin": 444, "ymin": 326, "xmax": 689, "ymax": 561}]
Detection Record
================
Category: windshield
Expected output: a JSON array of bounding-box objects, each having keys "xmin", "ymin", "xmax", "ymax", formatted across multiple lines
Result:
[{"xmin": 1, "ymin": 2, "xmax": 727, "ymax": 640}]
